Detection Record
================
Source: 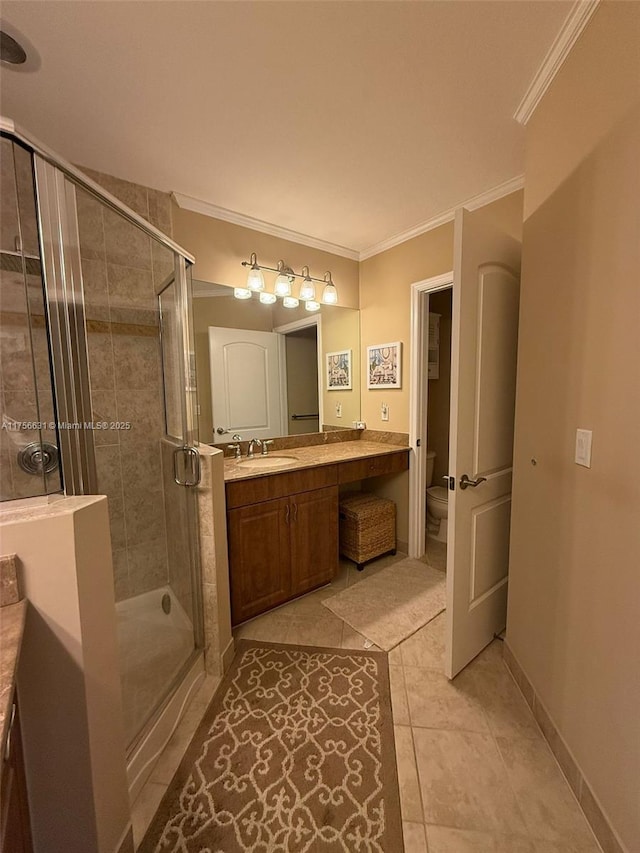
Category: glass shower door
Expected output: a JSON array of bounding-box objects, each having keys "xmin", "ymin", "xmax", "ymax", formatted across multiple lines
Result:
[{"xmin": 65, "ymin": 178, "xmax": 203, "ymax": 748}]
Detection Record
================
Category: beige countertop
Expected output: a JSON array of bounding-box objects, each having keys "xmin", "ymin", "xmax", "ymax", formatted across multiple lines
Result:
[
  {"xmin": 0, "ymin": 598, "xmax": 27, "ymax": 749},
  {"xmin": 223, "ymin": 439, "xmax": 409, "ymax": 483}
]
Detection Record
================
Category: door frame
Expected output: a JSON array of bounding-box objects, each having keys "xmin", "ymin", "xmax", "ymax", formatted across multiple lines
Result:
[
  {"xmin": 273, "ymin": 314, "xmax": 323, "ymax": 429},
  {"xmin": 408, "ymin": 271, "xmax": 454, "ymax": 558}
]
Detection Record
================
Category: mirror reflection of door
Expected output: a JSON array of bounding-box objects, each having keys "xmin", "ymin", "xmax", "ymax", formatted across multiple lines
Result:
[
  {"xmin": 208, "ymin": 326, "xmax": 285, "ymax": 441},
  {"xmin": 284, "ymin": 326, "xmax": 319, "ymax": 434}
]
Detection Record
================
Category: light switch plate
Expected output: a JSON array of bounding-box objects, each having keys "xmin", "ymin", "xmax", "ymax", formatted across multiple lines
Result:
[
  {"xmin": 575, "ymin": 429, "xmax": 592, "ymax": 467},
  {"xmin": 381, "ymin": 402, "xmax": 389, "ymax": 422},
  {"xmin": 335, "ymin": 402, "xmax": 342, "ymax": 418}
]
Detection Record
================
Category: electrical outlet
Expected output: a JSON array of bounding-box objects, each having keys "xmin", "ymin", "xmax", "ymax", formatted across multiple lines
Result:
[
  {"xmin": 381, "ymin": 402, "xmax": 389, "ymax": 422},
  {"xmin": 575, "ymin": 428, "xmax": 592, "ymax": 467},
  {"xmin": 335, "ymin": 402, "xmax": 342, "ymax": 418}
]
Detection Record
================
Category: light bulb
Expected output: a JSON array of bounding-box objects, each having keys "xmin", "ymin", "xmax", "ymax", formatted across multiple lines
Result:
[
  {"xmin": 274, "ymin": 273, "xmax": 292, "ymax": 297},
  {"xmin": 247, "ymin": 266, "xmax": 265, "ymax": 291},
  {"xmin": 259, "ymin": 291, "xmax": 277, "ymax": 305},
  {"xmin": 299, "ymin": 278, "xmax": 315, "ymax": 301},
  {"xmin": 322, "ymin": 282, "xmax": 338, "ymax": 304},
  {"xmin": 234, "ymin": 287, "xmax": 252, "ymax": 300},
  {"xmin": 305, "ymin": 300, "xmax": 320, "ymax": 312},
  {"xmin": 283, "ymin": 296, "xmax": 299, "ymax": 308}
]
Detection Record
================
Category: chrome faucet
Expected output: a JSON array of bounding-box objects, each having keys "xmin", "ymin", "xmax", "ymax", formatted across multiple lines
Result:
[
  {"xmin": 227, "ymin": 443, "xmax": 242, "ymax": 459},
  {"xmin": 247, "ymin": 438, "xmax": 262, "ymax": 458},
  {"xmin": 262, "ymin": 440, "xmax": 274, "ymax": 456}
]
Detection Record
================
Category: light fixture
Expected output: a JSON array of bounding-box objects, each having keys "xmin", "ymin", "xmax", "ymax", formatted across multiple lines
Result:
[
  {"xmin": 305, "ymin": 300, "xmax": 320, "ymax": 312},
  {"xmin": 283, "ymin": 296, "xmax": 299, "ymax": 309},
  {"xmin": 240, "ymin": 255, "xmax": 339, "ymax": 305},
  {"xmin": 246, "ymin": 252, "xmax": 265, "ymax": 291},
  {"xmin": 322, "ymin": 271, "xmax": 338, "ymax": 304},
  {"xmin": 233, "ymin": 287, "xmax": 252, "ymax": 300},
  {"xmin": 299, "ymin": 266, "xmax": 315, "ymax": 301},
  {"xmin": 274, "ymin": 260, "xmax": 293, "ymax": 297}
]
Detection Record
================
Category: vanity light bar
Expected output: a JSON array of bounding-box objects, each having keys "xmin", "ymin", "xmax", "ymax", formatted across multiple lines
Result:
[{"xmin": 240, "ymin": 254, "xmax": 338, "ymax": 305}]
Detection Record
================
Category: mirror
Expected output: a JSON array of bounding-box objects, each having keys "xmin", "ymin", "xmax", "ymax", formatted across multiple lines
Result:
[{"xmin": 193, "ymin": 281, "xmax": 361, "ymax": 445}]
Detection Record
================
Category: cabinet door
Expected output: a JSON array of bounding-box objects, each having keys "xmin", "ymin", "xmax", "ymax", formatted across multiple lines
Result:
[
  {"xmin": 290, "ymin": 485, "xmax": 339, "ymax": 597},
  {"xmin": 228, "ymin": 497, "xmax": 291, "ymax": 625}
]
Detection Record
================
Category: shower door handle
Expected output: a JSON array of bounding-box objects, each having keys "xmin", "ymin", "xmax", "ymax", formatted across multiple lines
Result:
[{"xmin": 173, "ymin": 446, "xmax": 201, "ymax": 487}]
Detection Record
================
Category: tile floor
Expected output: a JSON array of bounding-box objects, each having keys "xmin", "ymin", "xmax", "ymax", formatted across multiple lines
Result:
[{"xmin": 131, "ymin": 546, "xmax": 602, "ymax": 852}]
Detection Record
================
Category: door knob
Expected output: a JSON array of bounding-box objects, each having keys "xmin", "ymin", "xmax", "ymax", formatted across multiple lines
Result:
[
  {"xmin": 216, "ymin": 427, "xmax": 229, "ymax": 435},
  {"xmin": 459, "ymin": 473, "xmax": 487, "ymax": 490}
]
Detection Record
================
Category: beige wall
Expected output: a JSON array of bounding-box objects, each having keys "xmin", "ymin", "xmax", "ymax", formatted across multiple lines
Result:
[
  {"xmin": 359, "ymin": 222, "xmax": 454, "ymax": 433},
  {"xmin": 173, "ymin": 205, "xmax": 360, "ymax": 309},
  {"xmin": 506, "ymin": 5, "xmax": 640, "ymax": 852},
  {"xmin": 426, "ymin": 289, "xmax": 452, "ymax": 483},
  {"xmin": 359, "ymin": 191, "xmax": 523, "ymax": 434},
  {"xmin": 322, "ymin": 307, "xmax": 362, "ymax": 427},
  {"xmin": 285, "ymin": 331, "xmax": 320, "ymax": 434}
]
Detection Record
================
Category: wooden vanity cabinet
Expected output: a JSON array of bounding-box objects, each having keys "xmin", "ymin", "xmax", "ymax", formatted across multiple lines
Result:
[
  {"xmin": 228, "ymin": 484, "xmax": 339, "ymax": 625},
  {"xmin": 226, "ymin": 449, "xmax": 409, "ymax": 626},
  {"xmin": 1, "ymin": 700, "xmax": 33, "ymax": 853}
]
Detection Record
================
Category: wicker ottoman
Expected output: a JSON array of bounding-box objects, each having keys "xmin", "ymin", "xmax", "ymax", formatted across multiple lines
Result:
[{"xmin": 339, "ymin": 492, "xmax": 396, "ymax": 571}]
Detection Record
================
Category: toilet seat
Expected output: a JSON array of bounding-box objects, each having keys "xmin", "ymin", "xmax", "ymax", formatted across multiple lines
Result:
[{"xmin": 427, "ymin": 485, "xmax": 448, "ymax": 505}]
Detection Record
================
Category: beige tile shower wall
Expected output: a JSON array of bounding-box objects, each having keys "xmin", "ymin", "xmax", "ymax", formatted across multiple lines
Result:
[
  {"xmin": 76, "ymin": 169, "xmax": 175, "ymax": 602},
  {"xmin": 507, "ymin": 5, "xmax": 640, "ymax": 852},
  {"xmin": 426, "ymin": 289, "xmax": 452, "ymax": 483}
]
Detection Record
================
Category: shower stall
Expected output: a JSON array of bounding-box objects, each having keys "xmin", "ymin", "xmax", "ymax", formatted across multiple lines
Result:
[{"xmin": 0, "ymin": 119, "xmax": 204, "ymax": 793}]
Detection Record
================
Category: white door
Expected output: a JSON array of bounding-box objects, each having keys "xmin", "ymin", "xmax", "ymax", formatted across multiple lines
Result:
[
  {"xmin": 446, "ymin": 207, "xmax": 521, "ymax": 678},
  {"xmin": 209, "ymin": 326, "xmax": 285, "ymax": 441}
]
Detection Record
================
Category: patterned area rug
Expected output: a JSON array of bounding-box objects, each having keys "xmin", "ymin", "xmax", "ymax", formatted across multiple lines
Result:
[
  {"xmin": 139, "ymin": 640, "xmax": 403, "ymax": 852},
  {"xmin": 322, "ymin": 558, "xmax": 445, "ymax": 651}
]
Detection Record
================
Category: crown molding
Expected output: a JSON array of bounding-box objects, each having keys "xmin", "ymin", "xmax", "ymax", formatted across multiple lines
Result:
[
  {"xmin": 172, "ymin": 192, "xmax": 360, "ymax": 261},
  {"xmin": 359, "ymin": 174, "xmax": 525, "ymax": 261},
  {"xmin": 514, "ymin": 0, "xmax": 600, "ymax": 125}
]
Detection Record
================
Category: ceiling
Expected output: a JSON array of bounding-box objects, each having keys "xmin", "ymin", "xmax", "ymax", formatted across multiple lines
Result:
[{"xmin": 1, "ymin": 1, "xmax": 571, "ymax": 255}]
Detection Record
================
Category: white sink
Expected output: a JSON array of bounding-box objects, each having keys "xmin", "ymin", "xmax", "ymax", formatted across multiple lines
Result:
[{"xmin": 237, "ymin": 455, "xmax": 298, "ymax": 469}]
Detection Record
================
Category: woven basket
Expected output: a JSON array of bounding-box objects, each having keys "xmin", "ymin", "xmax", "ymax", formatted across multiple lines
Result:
[{"xmin": 339, "ymin": 492, "xmax": 396, "ymax": 569}]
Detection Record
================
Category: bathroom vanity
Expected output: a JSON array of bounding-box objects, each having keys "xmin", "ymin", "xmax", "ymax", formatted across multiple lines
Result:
[{"xmin": 223, "ymin": 441, "xmax": 409, "ymax": 625}]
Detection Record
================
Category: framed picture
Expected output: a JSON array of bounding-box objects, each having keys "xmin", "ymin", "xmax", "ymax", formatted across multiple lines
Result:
[
  {"xmin": 367, "ymin": 341, "xmax": 402, "ymax": 389},
  {"xmin": 326, "ymin": 349, "xmax": 352, "ymax": 390}
]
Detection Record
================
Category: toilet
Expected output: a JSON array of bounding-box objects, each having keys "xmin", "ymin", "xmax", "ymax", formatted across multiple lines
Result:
[{"xmin": 425, "ymin": 450, "xmax": 448, "ymax": 542}]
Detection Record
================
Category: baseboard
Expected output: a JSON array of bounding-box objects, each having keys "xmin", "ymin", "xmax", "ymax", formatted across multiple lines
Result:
[
  {"xmin": 503, "ymin": 642, "xmax": 629, "ymax": 853},
  {"xmin": 397, "ymin": 540, "xmax": 408, "ymax": 555}
]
